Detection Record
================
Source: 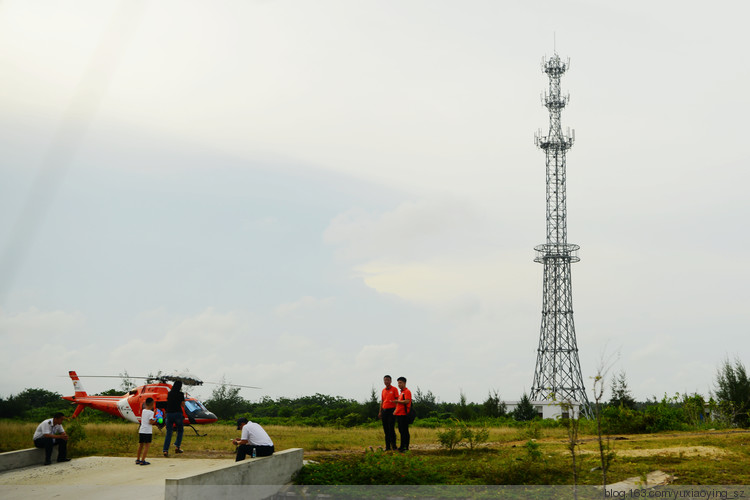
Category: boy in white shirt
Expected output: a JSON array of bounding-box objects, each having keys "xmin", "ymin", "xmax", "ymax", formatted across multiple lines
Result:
[{"xmin": 136, "ymin": 398, "xmax": 157, "ymax": 465}]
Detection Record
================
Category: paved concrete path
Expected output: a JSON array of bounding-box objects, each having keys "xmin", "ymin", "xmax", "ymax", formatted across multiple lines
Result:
[{"xmin": 0, "ymin": 456, "xmax": 233, "ymax": 499}]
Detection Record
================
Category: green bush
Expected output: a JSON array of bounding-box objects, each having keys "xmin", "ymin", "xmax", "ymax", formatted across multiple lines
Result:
[
  {"xmin": 461, "ymin": 425, "xmax": 489, "ymax": 450},
  {"xmin": 66, "ymin": 417, "xmax": 87, "ymax": 449},
  {"xmin": 524, "ymin": 439, "xmax": 542, "ymax": 461},
  {"xmin": 335, "ymin": 412, "xmax": 365, "ymax": 428},
  {"xmin": 643, "ymin": 394, "xmax": 687, "ymax": 432},
  {"xmin": 601, "ymin": 404, "xmax": 647, "ymax": 434},
  {"xmin": 436, "ymin": 426, "xmax": 462, "ymax": 451},
  {"xmin": 521, "ymin": 421, "xmax": 542, "ymax": 440}
]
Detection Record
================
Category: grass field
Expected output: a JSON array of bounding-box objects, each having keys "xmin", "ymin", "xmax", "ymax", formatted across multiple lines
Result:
[{"xmin": 2, "ymin": 420, "xmax": 749, "ymax": 485}]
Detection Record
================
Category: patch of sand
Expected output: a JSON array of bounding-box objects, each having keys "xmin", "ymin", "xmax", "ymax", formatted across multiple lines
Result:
[{"xmin": 582, "ymin": 445, "xmax": 727, "ymax": 458}]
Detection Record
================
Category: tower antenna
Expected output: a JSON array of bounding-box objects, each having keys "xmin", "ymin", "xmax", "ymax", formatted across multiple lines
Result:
[{"xmin": 531, "ymin": 53, "xmax": 591, "ymax": 417}]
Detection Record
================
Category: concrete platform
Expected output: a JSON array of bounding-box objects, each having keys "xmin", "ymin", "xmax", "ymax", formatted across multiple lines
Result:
[
  {"xmin": 0, "ymin": 456, "xmax": 229, "ymax": 499},
  {"xmin": 1, "ymin": 449, "xmax": 303, "ymax": 500},
  {"xmin": 0, "ymin": 447, "xmax": 60, "ymax": 472}
]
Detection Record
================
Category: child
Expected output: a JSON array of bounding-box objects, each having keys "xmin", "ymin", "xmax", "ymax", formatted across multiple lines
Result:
[{"xmin": 136, "ymin": 398, "xmax": 157, "ymax": 465}]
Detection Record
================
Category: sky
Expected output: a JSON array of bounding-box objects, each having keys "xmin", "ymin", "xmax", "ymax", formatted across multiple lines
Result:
[{"xmin": 1, "ymin": 1, "xmax": 748, "ymax": 406}]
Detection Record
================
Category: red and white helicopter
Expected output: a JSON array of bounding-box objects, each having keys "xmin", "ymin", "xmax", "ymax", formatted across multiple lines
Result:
[{"xmin": 62, "ymin": 371, "xmax": 256, "ymax": 432}]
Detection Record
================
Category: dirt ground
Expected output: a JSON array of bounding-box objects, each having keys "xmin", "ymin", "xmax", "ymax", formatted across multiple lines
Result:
[
  {"xmin": 579, "ymin": 445, "xmax": 728, "ymax": 458},
  {"xmin": 0, "ymin": 456, "xmax": 232, "ymax": 500}
]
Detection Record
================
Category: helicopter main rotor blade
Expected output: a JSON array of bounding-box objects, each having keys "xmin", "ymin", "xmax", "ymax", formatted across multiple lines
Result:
[
  {"xmin": 60, "ymin": 375, "xmax": 151, "ymax": 379},
  {"xmin": 203, "ymin": 381, "xmax": 261, "ymax": 389}
]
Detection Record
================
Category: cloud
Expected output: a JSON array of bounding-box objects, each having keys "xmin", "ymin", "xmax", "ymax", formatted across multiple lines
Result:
[
  {"xmin": 324, "ymin": 197, "xmax": 486, "ymax": 262},
  {"xmin": 0, "ymin": 307, "xmax": 87, "ymax": 341},
  {"xmin": 277, "ymin": 333, "xmax": 315, "ymax": 352},
  {"xmin": 274, "ymin": 296, "xmax": 334, "ymax": 316},
  {"xmin": 324, "ymin": 196, "xmax": 535, "ymax": 306},
  {"xmin": 108, "ymin": 308, "xmax": 253, "ymax": 371},
  {"xmin": 355, "ymin": 343, "xmax": 399, "ymax": 370}
]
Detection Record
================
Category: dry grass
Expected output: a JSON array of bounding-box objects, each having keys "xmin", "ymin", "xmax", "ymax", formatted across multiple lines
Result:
[{"xmin": 3, "ymin": 420, "xmax": 750, "ymax": 484}]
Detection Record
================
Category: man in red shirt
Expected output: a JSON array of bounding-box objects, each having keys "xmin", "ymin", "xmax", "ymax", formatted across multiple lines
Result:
[
  {"xmin": 378, "ymin": 375, "xmax": 399, "ymax": 451},
  {"xmin": 393, "ymin": 376, "xmax": 412, "ymax": 452}
]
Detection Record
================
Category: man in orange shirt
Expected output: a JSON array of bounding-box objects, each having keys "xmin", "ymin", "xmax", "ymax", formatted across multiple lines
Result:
[
  {"xmin": 378, "ymin": 375, "xmax": 399, "ymax": 451},
  {"xmin": 393, "ymin": 376, "xmax": 412, "ymax": 452}
]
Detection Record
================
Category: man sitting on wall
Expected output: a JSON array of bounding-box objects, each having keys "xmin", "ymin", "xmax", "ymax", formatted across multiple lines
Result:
[
  {"xmin": 232, "ymin": 417, "xmax": 274, "ymax": 461},
  {"xmin": 33, "ymin": 412, "xmax": 71, "ymax": 465}
]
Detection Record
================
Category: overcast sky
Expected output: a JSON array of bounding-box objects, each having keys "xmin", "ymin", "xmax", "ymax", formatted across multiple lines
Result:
[{"xmin": 1, "ymin": 1, "xmax": 748, "ymax": 406}]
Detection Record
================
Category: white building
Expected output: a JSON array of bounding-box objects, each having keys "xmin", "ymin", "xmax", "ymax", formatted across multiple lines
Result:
[{"xmin": 504, "ymin": 400, "xmax": 583, "ymax": 419}]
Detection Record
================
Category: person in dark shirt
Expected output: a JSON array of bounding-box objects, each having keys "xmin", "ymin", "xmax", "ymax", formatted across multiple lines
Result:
[{"xmin": 162, "ymin": 380, "xmax": 185, "ymax": 456}]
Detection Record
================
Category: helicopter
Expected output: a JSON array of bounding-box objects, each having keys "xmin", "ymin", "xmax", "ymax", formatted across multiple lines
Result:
[{"xmin": 62, "ymin": 370, "xmax": 257, "ymax": 433}]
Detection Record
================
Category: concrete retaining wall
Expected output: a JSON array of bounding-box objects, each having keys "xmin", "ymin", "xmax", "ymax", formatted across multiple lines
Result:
[
  {"xmin": 0, "ymin": 447, "xmax": 59, "ymax": 472},
  {"xmin": 164, "ymin": 448, "xmax": 304, "ymax": 500}
]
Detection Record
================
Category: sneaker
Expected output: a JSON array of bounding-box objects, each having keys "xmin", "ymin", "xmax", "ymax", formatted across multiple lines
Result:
[
  {"xmin": 174, "ymin": 447, "xmax": 183, "ymax": 454},
  {"xmin": 163, "ymin": 451, "xmax": 168, "ymax": 457},
  {"xmin": 140, "ymin": 461, "xmax": 151, "ymax": 466},
  {"xmin": 135, "ymin": 460, "xmax": 142, "ymax": 465},
  {"xmin": 57, "ymin": 458, "xmax": 71, "ymax": 463}
]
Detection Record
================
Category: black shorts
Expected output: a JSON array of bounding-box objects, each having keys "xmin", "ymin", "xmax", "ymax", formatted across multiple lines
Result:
[{"xmin": 139, "ymin": 433, "xmax": 152, "ymax": 444}]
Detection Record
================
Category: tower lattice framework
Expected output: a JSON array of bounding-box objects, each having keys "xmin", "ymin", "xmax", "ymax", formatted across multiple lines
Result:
[{"xmin": 530, "ymin": 53, "xmax": 590, "ymax": 414}]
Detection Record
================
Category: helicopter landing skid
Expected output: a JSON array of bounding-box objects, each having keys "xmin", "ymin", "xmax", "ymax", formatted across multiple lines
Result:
[{"xmin": 187, "ymin": 424, "xmax": 207, "ymax": 437}]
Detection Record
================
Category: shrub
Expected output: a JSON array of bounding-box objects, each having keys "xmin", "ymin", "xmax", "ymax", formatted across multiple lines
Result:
[
  {"xmin": 601, "ymin": 404, "xmax": 647, "ymax": 434},
  {"xmin": 335, "ymin": 413, "xmax": 365, "ymax": 428},
  {"xmin": 643, "ymin": 394, "xmax": 687, "ymax": 432},
  {"xmin": 461, "ymin": 424, "xmax": 489, "ymax": 450},
  {"xmin": 436, "ymin": 425, "xmax": 462, "ymax": 451},
  {"xmin": 66, "ymin": 417, "xmax": 87, "ymax": 449},
  {"xmin": 521, "ymin": 421, "xmax": 542, "ymax": 440},
  {"xmin": 524, "ymin": 439, "xmax": 543, "ymax": 461}
]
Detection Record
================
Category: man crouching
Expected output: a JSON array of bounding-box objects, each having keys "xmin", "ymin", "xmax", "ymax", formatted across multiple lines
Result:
[{"xmin": 232, "ymin": 417, "xmax": 274, "ymax": 461}]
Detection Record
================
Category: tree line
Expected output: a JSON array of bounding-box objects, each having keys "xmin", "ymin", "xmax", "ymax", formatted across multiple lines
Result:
[{"xmin": 2, "ymin": 359, "xmax": 748, "ymax": 432}]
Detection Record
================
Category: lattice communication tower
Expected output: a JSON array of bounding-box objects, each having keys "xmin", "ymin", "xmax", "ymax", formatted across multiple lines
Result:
[{"xmin": 530, "ymin": 53, "xmax": 591, "ymax": 414}]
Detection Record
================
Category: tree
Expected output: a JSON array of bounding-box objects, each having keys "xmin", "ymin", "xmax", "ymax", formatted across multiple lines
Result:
[
  {"xmin": 97, "ymin": 388, "xmax": 124, "ymax": 396},
  {"xmin": 560, "ymin": 400, "xmax": 582, "ymax": 500},
  {"xmin": 0, "ymin": 388, "xmax": 69, "ymax": 419},
  {"xmin": 412, "ymin": 387, "xmax": 438, "ymax": 418},
  {"xmin": 481, "ymin": 389, "xmax": 507, "ymax": 418},
  {"xmin": 204, "ymin": 382, "xmax": 246, "ymax": 419},
  {"xmin": 715, "ymin": 358, "xmax": 750, "ymax": 427},
  {"xmin": 13, "ymin": 388, "xmax": 63, "ymax": 408},
  {"xmin": 364, "ymin": 387, "xmax": 380, "ymax": 419},
  {"xmin": 609, "ymin": 371, "xmax": 637, "ymax": 409},
  {"xmin": 455, "ymin": 390, "xmax": 474, "ymax": 420},
  {"xmin": 592, "ymin": 356, "xmax": 616, "ymax": 490},
  {"xmin": 512, "ymin": 393, "xmax": 537, "ymax": 421}
]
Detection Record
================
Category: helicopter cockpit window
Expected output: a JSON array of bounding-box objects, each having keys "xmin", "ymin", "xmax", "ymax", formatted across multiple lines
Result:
[{"xmin": 184, "ymin": 400, "xmax": 205, "ymax": 413}]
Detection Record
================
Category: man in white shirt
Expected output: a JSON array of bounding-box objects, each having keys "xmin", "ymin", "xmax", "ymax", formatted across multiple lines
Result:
[
  {"xmin": 232, "ymin": 417, "xmax": 274, "ymax": 461},
  {"xmin": 33, "ymin": 412, "xmax": 70, "ymax": 465}
]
